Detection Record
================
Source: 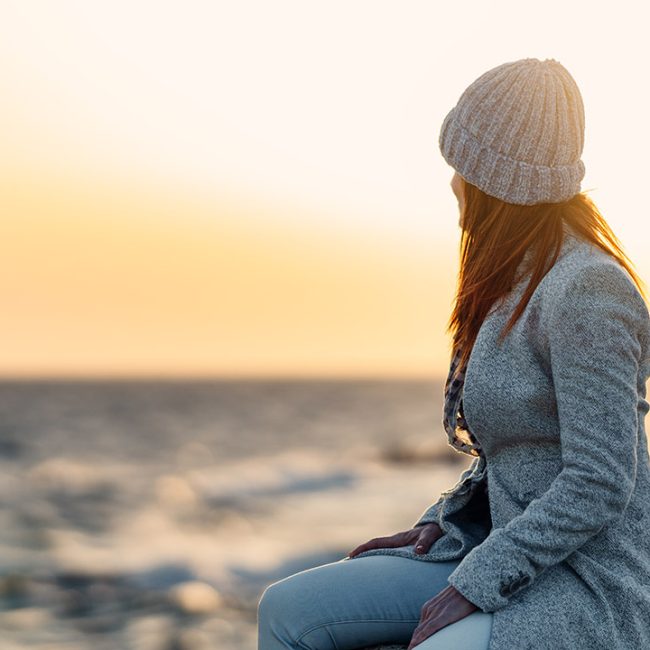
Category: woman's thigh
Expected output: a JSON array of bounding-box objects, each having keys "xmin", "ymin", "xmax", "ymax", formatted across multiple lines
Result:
[
  {"xmin": 412, "ymin": 610, "xmax": 493, "ymax": 650},
  {"xmin": 257, "ymin": 547, "xmax": 467, "ymax": 650}
]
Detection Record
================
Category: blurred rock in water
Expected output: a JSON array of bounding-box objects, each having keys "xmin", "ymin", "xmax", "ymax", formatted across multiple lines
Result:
[
  {"xmin": 380, "ymin": 438, "xmax": 466, "ymax": 465},
  {"xmin": 168, "ymin": 581, "xmax": 223, "ymax": 615}
]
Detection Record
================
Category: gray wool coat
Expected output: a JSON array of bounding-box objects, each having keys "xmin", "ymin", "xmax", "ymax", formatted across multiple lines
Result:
[{"xmin": 345, "ymin": 228, "xmax": 650, "ymax": 649}]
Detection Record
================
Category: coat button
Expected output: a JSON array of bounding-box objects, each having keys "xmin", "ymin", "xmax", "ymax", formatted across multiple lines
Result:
[{"xmin": 509, "ymin": 575, "xmax": 530, "ymax": 593}]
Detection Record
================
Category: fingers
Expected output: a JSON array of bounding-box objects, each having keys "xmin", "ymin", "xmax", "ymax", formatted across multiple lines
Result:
[
  {"xmin": 408, "ymin": 586, "xmax": 477, "ymax": 649},
  {"xmin": 407, "ymin": 593, "xmax": 444, "ymax": 649},
  {"xmin": 347, "ymin": 537, "xmax": 391, "ymax": 558},
  {"xmin": 407, "ymin": 617, "xmax": 440, "ymax": 650},
  {"xmin": 413, "ymin": 523, "xmax": 443, "ymax": 555},
  {"xmin": 347, "ymin": 534, "xmax": 404, "ymax": 558},
  {"xmin": 347, "ymin": 525, "xmax": 443, "ymax": 559}
]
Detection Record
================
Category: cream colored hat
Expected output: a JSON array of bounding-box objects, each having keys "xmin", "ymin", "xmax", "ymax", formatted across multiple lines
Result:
[{"xmin": 439, "ymin": 57, "xmax": 586, "ymax": 205}]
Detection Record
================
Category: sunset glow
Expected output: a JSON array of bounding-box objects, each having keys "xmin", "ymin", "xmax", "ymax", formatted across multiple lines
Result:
[{"xmin": 2, "ymin": 0, "xmax": 648, "ymax": 377}]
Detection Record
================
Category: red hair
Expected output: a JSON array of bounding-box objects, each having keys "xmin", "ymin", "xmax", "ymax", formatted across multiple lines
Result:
[{"xmin": 449, "ymin": 177, "xmax": 648, "ymax": 371}]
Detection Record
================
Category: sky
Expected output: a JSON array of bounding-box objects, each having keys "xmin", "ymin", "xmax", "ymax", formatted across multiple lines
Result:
[{"xmin": 1, "ymin": 0, "xmax": 649, "ymax": 378}]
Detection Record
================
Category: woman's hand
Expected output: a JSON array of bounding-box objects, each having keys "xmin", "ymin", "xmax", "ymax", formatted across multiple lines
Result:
[
  {"xmin": 346, "ymin": 523, "xmax": 444, "ymax": 559},
  {"xmin": 406, "ymin": 585, "xmax": 478, "ymax": 650}
]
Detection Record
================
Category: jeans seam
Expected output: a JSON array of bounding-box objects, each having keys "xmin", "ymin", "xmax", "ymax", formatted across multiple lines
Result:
[
  {"xmin": 325, "ymin": 624, "xmax": 339, "ymax": 650},
  {"xmin": 295, "ymin": 617, "xmax": 421, "ymax": 647}
]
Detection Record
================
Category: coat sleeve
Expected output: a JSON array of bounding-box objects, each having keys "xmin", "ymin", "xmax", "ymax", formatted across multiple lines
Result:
[
  {"xmin": 412, "ymin": 455, "xmax": 483, "ymax": 528},
  {"xmin": 445, "ymin": 261, "xmax": 649, "ymax": 612}
]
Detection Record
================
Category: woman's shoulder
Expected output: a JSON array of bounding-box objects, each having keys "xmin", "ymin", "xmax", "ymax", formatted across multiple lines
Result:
[
  {"xmin": 542, "ymin": 235, "xmax": 643, "ymax": 303},
  {"xmin": 538, "ymin": 235, "xmax": 650, "ymax": 348}
]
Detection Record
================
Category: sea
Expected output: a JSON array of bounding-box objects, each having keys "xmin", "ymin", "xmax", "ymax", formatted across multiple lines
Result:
[{"xmin": 0, "ymin": 378, "xmax": 470, "ymax": 649}]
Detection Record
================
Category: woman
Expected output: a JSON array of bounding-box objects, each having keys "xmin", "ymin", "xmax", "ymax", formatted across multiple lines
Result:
[{"xmin": 257, "ymin": 57, "xmax": 650, "ymax": 650}]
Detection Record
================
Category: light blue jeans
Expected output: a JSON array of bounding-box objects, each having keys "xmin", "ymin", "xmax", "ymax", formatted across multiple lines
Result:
[{"xmin": 257, "ymin": 546, "xmax": 493, "ymax": 649}]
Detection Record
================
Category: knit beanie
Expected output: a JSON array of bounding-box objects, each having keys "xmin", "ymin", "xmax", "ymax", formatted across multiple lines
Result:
[{"xmin": 439, "ymin": 57, "xmax": 586, "ymax": 205}]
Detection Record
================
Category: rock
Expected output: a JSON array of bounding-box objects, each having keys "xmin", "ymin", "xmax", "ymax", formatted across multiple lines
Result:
[
  {"xmin": 168, "ymin": 581, "xmax": 223, "ymax": 615},
  {"xmin": 0, "ymin": 606, "xmax": 53, "ymax": 629},
  {"xmin": 155, "ymin": 475, "xmax": 198, "ymax": 509},
  {"xmin": 124, "ymin": 615, "xmax": 175, "ymax": 650},
  {"xmin": 380, "ymin": 440, "xmax": 464, "ymax": 465}
]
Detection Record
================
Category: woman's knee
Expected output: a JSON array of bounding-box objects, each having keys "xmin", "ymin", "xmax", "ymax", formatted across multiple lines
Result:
[
  {"xmin": 257, "ymin": 570, "xmax": 321, "ymax": 644},
  {"xmin": 258, "ymin": 575, "xmax": 298, "ymax": 627}
]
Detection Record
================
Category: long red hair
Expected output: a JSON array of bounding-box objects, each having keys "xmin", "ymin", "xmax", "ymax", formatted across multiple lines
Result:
[{"xmin": 450, "ymin": 176, "xmax": 648, "ymax": 371}]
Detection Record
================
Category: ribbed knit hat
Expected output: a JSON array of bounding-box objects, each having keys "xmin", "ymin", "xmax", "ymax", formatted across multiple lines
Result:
[{"xmin": 439, "ymin": 57, "xmax": 586, "ymax": 205}]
